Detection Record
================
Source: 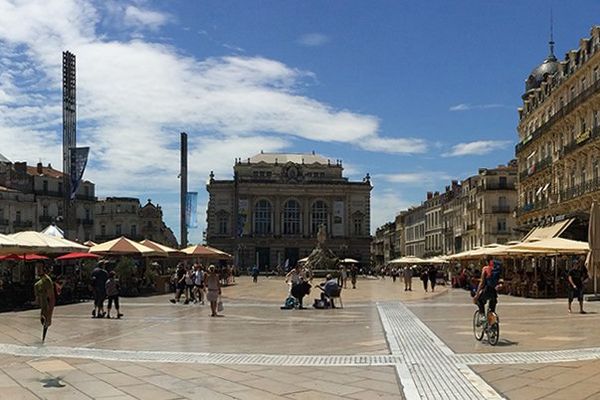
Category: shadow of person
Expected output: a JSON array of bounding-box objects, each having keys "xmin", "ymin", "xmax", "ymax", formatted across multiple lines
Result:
[
  {"xmin": 494, "ymin": 339, "xmax": 519, "ymax": 347},
  {"xmin": 40, "ymin": 377, "xmax": 66, "ymax": 388}
]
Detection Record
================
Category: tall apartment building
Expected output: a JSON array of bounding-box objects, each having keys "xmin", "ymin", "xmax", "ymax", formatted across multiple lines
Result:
[
  {"xmin": 403, "ymin": 204, "xmax": 425, "ymax": 257},
  {"xmin": 95, "ymin": 197, "xmax": 178, "ymax": 247},
  {"xmin": 516, "ymin": 26, "xmax": 600, "ymax": 240},
  {"xmin": 442, "ymin": 181, "xmax": 462, "ymax": 254},
  {"xmin": 424, "ymin": 191, "xmax": 443, "ymax": 257},
  {"xmin": 371, "ymin": 221, "xmax": 397, "ymax": 267},
  {"xmin": 0, "ymin": 157, "xmax": 95, "ymax": 240}
]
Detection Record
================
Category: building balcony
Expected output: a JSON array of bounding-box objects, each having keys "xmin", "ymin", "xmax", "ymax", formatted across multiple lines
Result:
[
  {"xmin": 13, "ymin": 220, "xmax": 33, "ymax": 228},
  {"xmin": 560, "ymin": 126, "xmax": 600, "ymax": 158},
  {"xmin": 491, "ymin": 205, "xmax": 512, "ymax": 213},
  {"xmin": 559, "ymin": 178, "xmax": 600, "ymax": 202},
  {"xmin": 77, "ymin": 218, "xmax": 94, "ymax": 226},
  {"xmin": 466, "ymin": 202, "xmax": 477, "ymax": 210},
  {"xmin": 477, "ymin": 183, "xmax": 513, "ymax": 192},
  {"xmin": 518, "ymin": 198, "xmax": 548, "ymax": 216},
  {"xmin": 516, "ymin": 77, "xmax": 600, "ymax": 154},
  {"xmin": 519, "ymin": 157, "xmax": 552, "ymax": 182}
]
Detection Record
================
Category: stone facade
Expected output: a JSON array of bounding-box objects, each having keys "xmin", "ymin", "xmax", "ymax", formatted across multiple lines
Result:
[
  {"xmin": 206, "ymin": 152, "xmax": 372, "ymax": 270},
  {"xmin": 0, "ymin": 158, "xmax": 95, "ymax": 240},
  {"xmin": 403, "ymin": 204, "xmax": 426, "ymax": 257},
  {"xmin": 516, "ymin": 26, "xmax": 600, "ymax": 239},
  {"xmin": 95, "ymin": 197, "xmax": 178, "ymax": 247}
]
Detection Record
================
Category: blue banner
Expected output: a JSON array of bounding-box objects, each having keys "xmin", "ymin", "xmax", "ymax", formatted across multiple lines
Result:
[
  {"xmin": 186, "ymin": 192, "xmax": 198, "ymax": 228},
  {"xmin": 70, "ymin": 147, "xmax": 89, "ymax": 199}
]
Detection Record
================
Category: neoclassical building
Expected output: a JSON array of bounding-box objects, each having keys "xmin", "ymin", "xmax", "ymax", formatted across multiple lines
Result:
[
  {"xmin": 516, "ymin": 26, "xmax": 600, "ymax": 240},
  {"xmin": 206, "ymin": 152, "xmax": 372, "ymax": 270}
]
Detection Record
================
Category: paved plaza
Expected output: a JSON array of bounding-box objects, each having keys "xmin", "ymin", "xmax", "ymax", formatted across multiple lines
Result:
[{"xmin": 0, "ymin": 277, "xmax": 599, "ymax": 400}]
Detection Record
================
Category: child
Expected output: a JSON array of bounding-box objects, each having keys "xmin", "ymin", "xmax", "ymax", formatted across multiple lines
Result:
[{"xmin": 105, "ymin": 271, "xmax": 123, "ymax": 319}]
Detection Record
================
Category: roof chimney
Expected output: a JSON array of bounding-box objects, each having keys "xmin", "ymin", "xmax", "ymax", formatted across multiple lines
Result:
[
  {"xmin": 427, "ymin": 192, "xmax": 433, "ymax": 200},
  {"xmin": 37, "ymin": 162, "xmax": 43, "ymax": 174}
]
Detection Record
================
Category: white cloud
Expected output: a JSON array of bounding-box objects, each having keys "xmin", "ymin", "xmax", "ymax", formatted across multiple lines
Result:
[
  {"xmin": 449, "ymin": 103, "xmax": 506, "ymax": 112},
  {"xmin": 444, "ymin": 140, "xmax": 512, "ymax": 157},
  {"xmin": 298, "ymin": 33, "xmax": 330, "ymax": 47},
  {"xmin": 375, "ymin": 171, "xmax": 453, "ymax": 184},
  {"xmin": 361, "ymin": 136, "xmax": 427, "ymax": 154},
  {"xmin": 370, "ymin": 188, "xmax": 411, "ymax": 232},
  {"xmin": 124, "ymin": 5, "xmax": 171, "ymax": 29}
]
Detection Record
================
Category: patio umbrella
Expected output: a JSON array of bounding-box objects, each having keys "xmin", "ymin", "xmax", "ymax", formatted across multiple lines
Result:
[
  {"xmin": 10, "ymin": 231, "xmax": 89, "ymax": 254},
  {"xmin": 340, "ymin": 258, "xmax": 359, "ymax": 264},
  {"xmin": 139, "ymin": 239, "xmax": 183, "ymax": 257},
  {"xmin": 90, "ymin": 237, "xmax": 160, "ymax": 256},
  {"xmin": 41, "ymin": 225, "xmax": 64, "ymax": 238},
  {"xmin": 83, "ymin": 240, "xmax": 97, "ymax": 247},
  {"xmin": 586, "ymin": 201, "xmax": 600, "ymax": 300},
  {"xmin": 181, "ymin": 244, "xmax": 233, "ymax": 259},
  {"xmin": 388, "ymin": 255, "xmax": 428, "ymax": 264},
  {"xmin": 0, "ymin": 253, "xmax": 49, "ymax": 261},
  {"xmin": 509, "ymin": 237, "xmax": 589, "ymax": 255},
  {"xmin": 0, "ymin": 233, "xmax": 28, "ymax": 255},
  {"xmin": 55, "ymin": 252, "xmax": 100, "ymax": 261}
]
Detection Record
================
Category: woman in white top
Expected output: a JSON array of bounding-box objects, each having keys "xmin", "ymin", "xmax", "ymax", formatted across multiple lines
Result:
[{"xmin": 285, "ymin": 265, "xmax": 312, "ymax": 309}]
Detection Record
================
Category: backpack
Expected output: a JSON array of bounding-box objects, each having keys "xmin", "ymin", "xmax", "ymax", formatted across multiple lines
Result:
[{"xmin": 486, "ymin": 261, "xmax": 502, "ymax": 288}]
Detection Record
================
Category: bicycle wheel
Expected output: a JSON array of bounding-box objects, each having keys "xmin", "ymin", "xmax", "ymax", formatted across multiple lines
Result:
[
  {"xmin": 473, "ymin": 310, "xmax": 485, "ymax": 341},
  {"xmin": 487, "ymin": 314, "xmax": 500, "ymax": 346}
]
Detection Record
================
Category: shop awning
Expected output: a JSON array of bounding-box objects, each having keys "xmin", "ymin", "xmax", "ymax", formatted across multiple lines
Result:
[{"xmin": 522, "ymin": 218, "xmax": 574, "ymax": 242}]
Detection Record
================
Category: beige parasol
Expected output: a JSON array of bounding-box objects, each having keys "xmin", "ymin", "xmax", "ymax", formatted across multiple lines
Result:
[
  {"xmin": 90, "ymin": 237, "xmax": 160, "ymax": 256},
  {"xmin": 586, "ymin": 201, "xmax": 600, "ymax": 298},
  {"xmin": 9, "ymin": 231, "xmax": 89, "ymax": 254},
  {"xmin": 509, "ymin": 237, "xmax": 589, "ymax": 255},
  {"xmin": 0, "ymin": 233, "xmax": 29, "ymax": 255},
  {"xmin": 388, "ymin": 255, "xmax": 428, "ymax": 264},
  {"xmin": 140, "ymin": 239, "xmax": 184, "ymax": 257},
  {"xmin": 181, "ymin": 244, "xmax": 233, "ymax": 259}
]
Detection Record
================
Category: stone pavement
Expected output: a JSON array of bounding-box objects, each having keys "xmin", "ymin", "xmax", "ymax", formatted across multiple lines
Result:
[{"xmin": 0, "ymin": 276, "xmax": 599, "ymax": 399}]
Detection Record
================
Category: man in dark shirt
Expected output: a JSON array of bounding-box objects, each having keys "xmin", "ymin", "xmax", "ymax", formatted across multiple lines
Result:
[
  {"xmin": 169, "ymin": 264, "xmax": 186, "ymax": 304},
  {"xmin": 568, "ymin": 261, "xmax": 589, "ymax": 314},
  {"xmin": 91, "ymin": 264, "xmax": 109, "ymax": 318}
]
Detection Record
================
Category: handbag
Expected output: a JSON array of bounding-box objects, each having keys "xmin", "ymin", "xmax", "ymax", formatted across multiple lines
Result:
[{"xmin": 217, "ymin": 297, "xmax": 224, "ymax": 312}]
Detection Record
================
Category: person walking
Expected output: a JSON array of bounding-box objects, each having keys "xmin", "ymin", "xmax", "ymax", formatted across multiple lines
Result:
[
  {"xmin": 205, "ymin": 265, "xmax": 222, "ymax": 317},
  {"xmin": 420, "ymin": 268, "xmax": 429, "ymax": 292},
  {"xmin": 34, "ymin": 264, "xmax": 56, "ymax": 342},
  {"xmin": 105, "ymin": 271, "xmax": 123, "ymax": 319},
  {"xmin": 251, "ymin": 265, "xmax": 259, "ymax": 283},
  {"xmin": 169, "ymin": 264, "xmax": 186, "ymax": 304},
  {"xmin": 184, "ymin": 265, "xmax": 195, "ymax": 304},
  {"xmin": 567, "ymin": 260, "xmax": 589, "ymax": 314},
  {"xmin": 350, "ymin": 266, "xmax": 358, "ymax": 289},
  {"xmin": 193, "ymin": 264, "xmax": 205, "ymax": 305},
  {"xmin": 91, "ymin": 262, "xmax": 109, "ymax": 318},
  {"xmin": 340, "ymin": 265, "xmax": 348, "ymax": 289},
  {"xmin": 428, "ymin": 266, "xmax": 437, "ymax": 292},
  {"xmin": 403, "ymin": 266, "xmax": 413, "ymax": 291}
]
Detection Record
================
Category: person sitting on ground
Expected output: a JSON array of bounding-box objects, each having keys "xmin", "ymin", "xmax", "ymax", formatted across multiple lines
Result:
[{"xmin": 319, "ymin": 274, "xmax": 341, "ymax": 308}]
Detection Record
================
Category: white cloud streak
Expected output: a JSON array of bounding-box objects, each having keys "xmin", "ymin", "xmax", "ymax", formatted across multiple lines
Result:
[
  {"xmin": 375, "ymin": 171, "xmax": 453, "ymax": 184},
  {"xmin": 298, "ymin": 33, "xmax": 330, "ymax": 47},
  {"xmin": 449, "ymin": 103, "xmax": 506, "ymax": 112},
  {"xmin": 124, "ymin": 5, "xmax": 171, "ymax": 29},
  {"xmin": 444, "ymin": 140, "xmax": 512, "ymax": 157}
]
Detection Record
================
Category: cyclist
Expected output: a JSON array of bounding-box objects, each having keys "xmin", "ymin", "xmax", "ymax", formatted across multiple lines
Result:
[{"xmin": 473, "ymin": 259, "xmax": 502, "ymax": 319}]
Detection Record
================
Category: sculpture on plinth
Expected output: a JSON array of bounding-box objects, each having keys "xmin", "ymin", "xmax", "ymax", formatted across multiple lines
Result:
[{"xmin": 303, "ymin": 224, "xmax": 339, "ymax": 274}]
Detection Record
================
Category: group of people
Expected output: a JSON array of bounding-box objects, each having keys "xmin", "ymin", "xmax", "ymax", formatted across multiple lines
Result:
[
  {"xmin": 169, "ymin": 263, "xmax": 223, "ymax": 317},
  {"xmin": 283, "ymin": 264, "xmax": 343, "ymax": 309},
  {"xmin": 90, "ymin": 263, "xmax": 123, "ymax": 319}
]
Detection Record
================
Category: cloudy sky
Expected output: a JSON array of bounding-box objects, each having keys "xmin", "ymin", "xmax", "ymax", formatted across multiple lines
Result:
[{"xmin": 1, "ymin": 0, "xmax": 599, "ymax": 244}]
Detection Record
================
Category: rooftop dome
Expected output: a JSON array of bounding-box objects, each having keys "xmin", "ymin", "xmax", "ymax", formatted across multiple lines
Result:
[{"xmin": 524, "ymin": 39, "xmax": 560, "ymax": 93}]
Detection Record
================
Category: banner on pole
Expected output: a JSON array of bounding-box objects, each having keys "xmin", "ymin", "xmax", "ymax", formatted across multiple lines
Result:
[
  {"xmin": 238, "ymin": 199, "xmax": 250, "ymax": 237},
  {"xmin": 70, "ymin": 147, "xmax": 89, "ymax": 200},
  {"xmin": 186, "ymin": 192, "xmax": 198, "ymax": 228}
]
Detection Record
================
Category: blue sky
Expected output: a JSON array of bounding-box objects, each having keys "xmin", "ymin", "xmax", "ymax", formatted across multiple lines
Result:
[{"xmin": 1, "ymin": 0, "xmax": 600, "ymax": 244}]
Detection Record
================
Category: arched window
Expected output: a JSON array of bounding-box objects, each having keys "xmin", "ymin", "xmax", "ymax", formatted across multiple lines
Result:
[
  {"xmin": 311, "ymin": 200, "xmax": 328, "ymax": 234},
  {"xmin": 283, "ymin": 200, "xmax": 301, "ymax": 235},
  {"xmin": 217, "ymin": 211, "xmax": 229, "ymax": 235},
  {"xmin": 254, "ymin": 200, "xmax": 272, "ymax": 234}
]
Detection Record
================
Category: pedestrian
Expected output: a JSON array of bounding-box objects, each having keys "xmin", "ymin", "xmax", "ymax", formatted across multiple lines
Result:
[
  {"xmin": 34, "ymin": 264, "xmax": 56, "ymax": 342},
  {"xmin": 252, "ymin": 265, "xmax": 259, "ymax": 283},
  {"xmin": 205, "ymin": 265, "xmax": 222, "ymax": 317},
  {"xmin": 169, "ymin": 263, "xmax": 186, "ymax": 304},
  {"xmin": 285, "ymin": 264, "xmax": 311, "ymax": 309},
  {"xmin": 184, "ymin": 265, "xmax": 195, "ymax": 304},
  {"xmin": 428, "ymin": 265, "xmax": 437, "ymax": 292},
  {"xmin": 340, "ymin": 265, "xmax": 348, "ymax": 289},
  {"xmin": 403, "ymin": 265, "xmax": 413, "ymax": 291},
  {"xmin": 567, "ymin": 259, "xmax": 589, "ymax": 314},
  {"xmin": 105, "ymin": 271, "xmax": 123, "ymax": 319},
  {"xmin": 391, "ymin": 268, "xmax": 397, "ymax": 283},
  {"xmin": 420, "ymin": 268, "xmax": 428, "ymax": 292},
  {"xmin": 350, "ymin": 266, "xmax": 358, "ymax": 289},
  {"xmin": 194, "ymin": 264, "xmax": 205, "ymax": 304},
  {"xmin": 91, "ymin": 262, "xmax": 109, "ymax": 318}
]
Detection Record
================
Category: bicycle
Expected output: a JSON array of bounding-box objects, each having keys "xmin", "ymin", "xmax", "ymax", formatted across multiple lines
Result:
[{"xmin": 472, "ymin": 307, "xmax": 500, "ymax": 346}]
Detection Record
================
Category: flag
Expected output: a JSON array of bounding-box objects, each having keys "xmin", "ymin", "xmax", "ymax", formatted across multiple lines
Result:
[
  {"xmin": 70, "ymin": 147, "xmax": 89, "ymax": 199},
  {"xmin": 186, "ymin": 192, "xmax": 198, "ymax": 228}
]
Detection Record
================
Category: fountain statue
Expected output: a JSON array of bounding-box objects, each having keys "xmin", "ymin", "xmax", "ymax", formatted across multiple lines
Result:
[{"xmin": 303, "ymin": 224, "xmax": 339, "ymax": 274}]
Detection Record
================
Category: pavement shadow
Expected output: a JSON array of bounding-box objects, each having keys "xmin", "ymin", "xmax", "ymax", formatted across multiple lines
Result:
[
  {"xmin": 40, "ymin": 377, "xmax": 65, "ymax": 388},
  {"xmin": 494, "ymin": 339, "xmax": 519, "ymax": 347}
]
